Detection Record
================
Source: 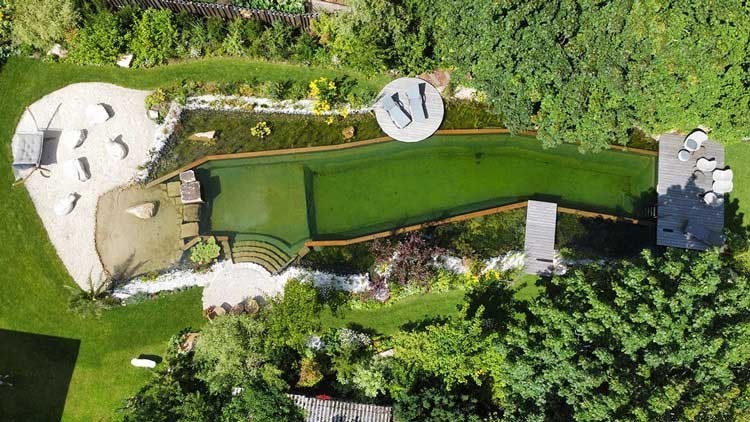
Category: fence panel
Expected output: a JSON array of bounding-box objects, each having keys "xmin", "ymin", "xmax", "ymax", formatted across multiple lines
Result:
[{"xmin": 103, "ymin": 0, "xmax": 319, "ymax": 31}]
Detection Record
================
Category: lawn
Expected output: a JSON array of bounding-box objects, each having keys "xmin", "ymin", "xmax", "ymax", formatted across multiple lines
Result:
[
  {"xmin": 0, "ymin": 57, "xmax": 389, "ymax": 421},
  {"xmin": 320, "ymin": 276, "xmax": 544, "ymax": 337}
]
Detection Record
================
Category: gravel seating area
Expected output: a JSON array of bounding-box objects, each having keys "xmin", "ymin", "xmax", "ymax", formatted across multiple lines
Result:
[{"xmin": 15, "ymin": 83, "xmax": 156, "ymax": 289}]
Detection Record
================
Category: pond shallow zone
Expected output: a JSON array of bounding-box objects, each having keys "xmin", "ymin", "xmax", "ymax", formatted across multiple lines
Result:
[{"xmin": 197, "ymin": 134, "xmax": 656, "ymax": 255}]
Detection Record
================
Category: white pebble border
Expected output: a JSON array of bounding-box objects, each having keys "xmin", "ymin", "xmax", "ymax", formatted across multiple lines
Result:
[
  {"xmin": 134, "ymin": 102, "xmax": 183, "ymax": 182},
  {"xmin": 185, "ymin": 95, "xmax": 371, "ymax": 116},
  {"xmin": 113, "ymin": 260, "xmax": 370, "ymax": 301}
]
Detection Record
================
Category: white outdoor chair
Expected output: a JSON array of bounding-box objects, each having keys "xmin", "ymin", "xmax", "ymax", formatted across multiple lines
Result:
[
  {"xmin": 684, "ymin": 130, "xmax": 708, "ymax": 152},
  {"xmin": 702, "ymin": 191, "xmax": 724, "ymax": 207},
  {"xmin": 713, "ymin": 181, "xmax": 734, "ymax": 194},
  {"xmin": 696, "ymin": 157, "xmax": 717, "ymax": 173},
  {"xmin": 713, "ymin": 168, "xmax": 734, "ymax": 182}
]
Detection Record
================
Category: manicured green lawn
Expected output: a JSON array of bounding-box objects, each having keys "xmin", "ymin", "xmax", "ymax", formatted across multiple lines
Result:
[
  {"xmin": 0, "ymin": 57, "xmax": 389, "ymax": 421},
  {"xmin": 320, "ymin": 290, "xmax": 466, "ymax": 337},
  {"xmin": 725, "ymin": 143, "xmax": 750, "ymax": 226}
]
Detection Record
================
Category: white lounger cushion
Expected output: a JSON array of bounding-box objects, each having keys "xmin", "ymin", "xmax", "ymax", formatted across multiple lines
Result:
[
  {"xmin": 60, "ymin": 130, "xmax": 86, "ymax": 149},
  {"xmin": 62, "ymin": 158, "xmax": 90, "ymax": 182},
  {"xmin": 54, "ymin": 193, "xmax": 77, "ymax": 216}
]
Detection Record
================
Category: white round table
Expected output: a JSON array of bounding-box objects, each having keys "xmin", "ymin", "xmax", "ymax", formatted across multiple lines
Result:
[{"xmin": 677, "ymin": 149, "xmax": 691, "ymax": 162}]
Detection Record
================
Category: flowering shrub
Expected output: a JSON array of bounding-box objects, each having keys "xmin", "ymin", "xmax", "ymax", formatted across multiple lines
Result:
[
  {"xmin": 250, "ymin": 121, "xmax": 271, "ymax": 139},
  {"xmin": 308, "ymin": 77, "xmax": 337, "ymax": 115}
]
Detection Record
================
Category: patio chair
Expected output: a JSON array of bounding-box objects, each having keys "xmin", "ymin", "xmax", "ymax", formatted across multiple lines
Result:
[
  {"xmin": 406, "ymin": 83, "xmax": 428, "ymax": 123},
  {"xmin": 696, "ymin": 157, "xmax": 717, "ymax": 174},
  {"xmin": 713, "ymin": 168, "xmax": 733, "ymax": 182},
  {"xmin": 701, "ymin": 191, "xmax": 724, "ymax": 207},
  {"xmin": 713, "ymin": 180, "xmax": 734, "ymax": 194},
  {"xmin": 683, "ymin": 130, "xmax": 708, "ymax": 152},
  {"xmin": 684, "ymin": 221, "xmax": 725, "ymax": 247},
  {"xmin": 380, "ymin": 95, "xmax": 412, "ymax": 129}
]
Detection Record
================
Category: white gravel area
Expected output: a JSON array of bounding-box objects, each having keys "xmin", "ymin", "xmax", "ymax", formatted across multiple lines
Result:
[
  {"xmin": 15, "ymin": 83, "xmax": 156, "ymax": 289},
  {"xmin": 185, "ymin": 95, "xmax": 371, "ymax": 115}
]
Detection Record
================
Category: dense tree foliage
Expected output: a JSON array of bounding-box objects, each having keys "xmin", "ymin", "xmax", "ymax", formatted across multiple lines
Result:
[
  {"xmin": 503, "ymin": 249, "xmax": 750, "ymax": 420},
  {"xmin": 11, "ymin": 0, "xmax": 78, "ymax": 50},
  {"xmin": 434, "ymin": 0, "xmax": 750, "ymax": 150},
  {"xmin": 319, "ymin": 0, "xmax": 749, "ymax": 149}
]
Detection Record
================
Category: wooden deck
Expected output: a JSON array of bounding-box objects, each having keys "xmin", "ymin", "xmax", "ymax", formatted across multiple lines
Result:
[
  {"xmin": 524, "ymin": 200, "xmax": 557, "ymax": 275},
  {"xmin": 374, "ymin": 77, "xmax": 444, "ymax": 143},
  {"xmin": 656, "ymin": 133, "xmax": 725, "ymax": 250}
]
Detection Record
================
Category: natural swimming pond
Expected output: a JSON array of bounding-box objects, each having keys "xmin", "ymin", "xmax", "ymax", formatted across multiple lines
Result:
[{"xmin": 196, "ymin": 134, "xmax": 656, "ymax": 255}]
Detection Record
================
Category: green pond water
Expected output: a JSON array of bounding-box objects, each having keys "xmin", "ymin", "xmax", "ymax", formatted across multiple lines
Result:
[{"xmin": 197, "ymin": 134, "xmax": 656, "ymax": 254}]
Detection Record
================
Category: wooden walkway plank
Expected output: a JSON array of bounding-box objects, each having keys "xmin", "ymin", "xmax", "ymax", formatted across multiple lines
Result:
[{"xmin": 524, "ymin": 200, "xmax": 557, "ymax": 275}]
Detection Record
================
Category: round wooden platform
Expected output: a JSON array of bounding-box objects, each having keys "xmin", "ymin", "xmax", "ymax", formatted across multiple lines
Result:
[{"xmin": 374, "ymin": 77, "xmax": 444, "ymax": 143}]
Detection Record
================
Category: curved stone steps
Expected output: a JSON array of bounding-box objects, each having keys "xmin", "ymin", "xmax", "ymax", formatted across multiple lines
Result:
[
  {"xmin": 232, "ymin": 242, "xmax": 290, "ymax": 264},
  {"xmin": 232, "ymin": 251, "xmax": 283, "ymax": 273}
]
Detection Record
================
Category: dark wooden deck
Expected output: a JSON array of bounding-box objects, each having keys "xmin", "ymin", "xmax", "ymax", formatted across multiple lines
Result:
[{"xmin": 656, "ymin": 133, "xmax": 725, "ymax": 250}]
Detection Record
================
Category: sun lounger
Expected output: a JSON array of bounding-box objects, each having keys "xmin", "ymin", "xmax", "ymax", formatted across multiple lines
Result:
[
  {"xmin": 696, "ymin": 157, "xmax": 716, "ymax": 173},
  {"xmin": 684, "ymin": 221, "xmax": 725, "ymax": 247},
  {"xmin": 381, "ymin": 95, "xmax": 412, "ymax": 129},
  {"xmin": 684, "ymin": 130, "xmax": 708, "ymax": 152},
  {"xmin": 406, "ymin": 83, "xmax": 428, "ymax": 123}
]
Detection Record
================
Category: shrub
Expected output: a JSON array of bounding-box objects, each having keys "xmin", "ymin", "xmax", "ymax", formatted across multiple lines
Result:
[
  {"xmin": 130, "ymin": 9, "xmax": 178, "ymax": 67},
  {"xmin": 250, "ymin": 121, "xmax": 272, "ymax": 139},
  {"xmin": 0, "ymin": 0, "xmax": 13, "ymax": 63},
  {"xmin": 11, "ymin": 0, "xmax": 78, "ymax": 50},
  {"xmin": 189, "ymin": 237, "xmax": 221, "ymax": 266},
  {"xmin": 257, "ymin": 22, "xmax": 294, "ymax": 59},
  {"xmin": 68, "ymin": 12, "xmax": 124, "ymax": 65}
]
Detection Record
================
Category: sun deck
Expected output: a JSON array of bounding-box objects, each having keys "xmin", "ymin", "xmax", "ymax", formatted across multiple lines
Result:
[
  {"xmin": 656, "ymin": 133, "xmax": 725, "ymax": 250},
  {"xmin": 374, "ymin": 77, "xmax": 444, "ymax": 143}
]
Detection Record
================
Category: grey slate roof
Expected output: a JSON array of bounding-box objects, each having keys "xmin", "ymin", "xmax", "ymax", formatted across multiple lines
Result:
[
  {"xmin": 524, "ymin": 200, "xmax": 557, "ymax": 275},
  {"xmin": 656, "ymin": 133, "xmax": 725, "ymax": 250},
  {"xmin": 289, "ymin": 394, "xmax": 393, "ymax": 422}
]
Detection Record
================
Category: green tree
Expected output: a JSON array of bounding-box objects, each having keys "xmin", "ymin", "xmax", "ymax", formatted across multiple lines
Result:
[
  {"xmin": 129, "ymin": 8, "xmax": 177, "ymax": 68},
  {"xmin": 193, "ymin": 315, "xmax": 276, "ymax": 393},
  {"xmin": 261, "ymin": 279, "xmax": 322, "ymax": 354},
  {"xmin": 11, "ymin": 0, "xmax": 78, "ymax": 50},
  {"xmin": 68, "ymin": 12, "xmax": 124, "ymax": 66},
  {"xmin": 220, "ymin": 381, "xmax": 305, "ymax": 422},
  {"xmin": 503, "ymin": 249, "xmax": 750, "ymax": 420}
]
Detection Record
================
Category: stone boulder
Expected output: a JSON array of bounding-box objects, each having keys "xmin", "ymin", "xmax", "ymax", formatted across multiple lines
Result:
[
  {"xmin": 117, "ymin": 54, "xmax": 134, "ymax": 68},
  {"xmin": 130, "ymin": 358, "xmax": 157, "ymax": 369},
  {"xmin": 342, "ymin": 126, "xmax": 355, "ymax": 139},
  {"xmin": 188, "ymin": 131, "xmax": 216, "ymax": 142},
  {"xmin": 86, "ymin": 104, "xmax": 110, "ymax": 125},
  {"xmin": 107, "ymin": 138, "xmax": 128, "ymax": 160},
  {"xmin": 47, "ymin": 44, "xmax": 68, "ymax": 59},
  {"xmin": 126, "ymin": 202, "xmax": 157, "ymax": 219},
  {"xmin": 418, "ymin": 70, "xmax": 451, "ymax": 93}
]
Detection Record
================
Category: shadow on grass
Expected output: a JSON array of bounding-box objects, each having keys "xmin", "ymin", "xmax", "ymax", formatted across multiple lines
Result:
[{"xmin": 0, "ymin": 329, "xmax": 80, "ymax": 422}]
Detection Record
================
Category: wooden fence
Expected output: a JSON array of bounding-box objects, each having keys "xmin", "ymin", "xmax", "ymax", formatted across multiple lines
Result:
[{"xmin": 104, "ymin": 0, "xmax": 319, "ymax": 31}]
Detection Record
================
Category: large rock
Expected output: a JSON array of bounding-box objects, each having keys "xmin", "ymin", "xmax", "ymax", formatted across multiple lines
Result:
[
  {"xmin": 47, "ymin": 44, "xmax": 68, "ymax": 59},
  {"xmin": 86, "ymin": 104, "xmax": 110, "ymax": 125},
  {"xmin": 126, "ymin": 202, "xmax": 157, "ymax": 219},
  {"xmin": 130, "ymin": 358, "xmax": 157, "ymax": 369},
  {"xmin": 54, "ymin": 193, "xmax": 78, "ymax": 216},
  {"xmin": 107, "ymin": 138, "xmax": 128, "ymax": 160},
  {"xmin": 117, "ymin": 54, "xmax": 134, "ymax": 68},
  {"xmin": 342, "ymin": 126, "xmax": 355, "ymax": 139},
  {"xmin": 60, "ymin": 129, "xmax": 86, "ymax": 149},
  {"xmin": 188, "ymin": 131, "xmax": 216, "ymax": 142},
  {"xmin": 418, "ymin": 70, "xmax": 451, "ymax": 93}
]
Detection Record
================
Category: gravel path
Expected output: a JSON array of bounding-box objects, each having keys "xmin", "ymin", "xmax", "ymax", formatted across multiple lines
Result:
[{"xmin": 16, "ymin": 83, "xmax": 156, "ymax": 289}]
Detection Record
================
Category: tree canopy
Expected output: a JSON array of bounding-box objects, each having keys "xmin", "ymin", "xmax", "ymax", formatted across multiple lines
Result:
[{"xmin": 503, "ymin": 249, "xmax": 750, "ymax": 421}]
